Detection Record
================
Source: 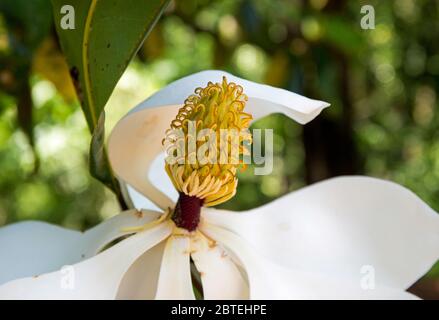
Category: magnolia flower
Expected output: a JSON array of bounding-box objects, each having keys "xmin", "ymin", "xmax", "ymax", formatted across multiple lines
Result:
[{"xmin": 1, "ymin": 70, "xmax": 439, "ymax": 300}]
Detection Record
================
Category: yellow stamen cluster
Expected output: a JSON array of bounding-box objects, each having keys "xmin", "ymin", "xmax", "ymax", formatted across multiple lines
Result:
[{"xmin": 163, "ymin": 77, "xmax": 252, "ymax": 207}]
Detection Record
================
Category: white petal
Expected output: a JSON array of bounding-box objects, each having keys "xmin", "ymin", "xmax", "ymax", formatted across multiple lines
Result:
[
  {"xmin": 155, "ymin": 235, "xmax": 194, "ymax": 299},
  {"xmin": 0, "ymin": 209, "xmax": 161, "ymax": 285},
  {"xmin": 191, "ymin": 233, "xmax": 248, "ymax": 299},
  {"xmin": 108, "ymin": 105, "xmax": 178, "ymax": 210},
  {"xmin": 116, "ymin": 241, "xmax": 166, "ymax": 299},
  {"xmin": 123, "ymin": 154, "xmax": 178, "ymax": 211},
  {"xmin": 0, "ymin": 221, "xmax": 173, "ymax": 299},
  {"xmin": 201, "ymin": 223, "xmax": 418, "ymax": 300},
  {"xmin": 130, "ymin": 70, "xmax": 329, "ymax": 124},
  {"xmin": 202, "ymin": 176, "xmax": 439, "ymax": 290},
  {"xmin": 108, "ymin": 70, "xmax": 329, "ymax": 209}
]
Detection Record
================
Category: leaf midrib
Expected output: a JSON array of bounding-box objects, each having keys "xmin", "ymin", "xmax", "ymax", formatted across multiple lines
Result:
[{"xmin": 83, "ymin": 0, "xmax": 99, "ymax": 128}]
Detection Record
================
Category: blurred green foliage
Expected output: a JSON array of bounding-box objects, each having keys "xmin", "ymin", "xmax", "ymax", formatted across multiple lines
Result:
[{"xmin": 1, "ymin": 0, "xmax": 439, "ymax": 285}]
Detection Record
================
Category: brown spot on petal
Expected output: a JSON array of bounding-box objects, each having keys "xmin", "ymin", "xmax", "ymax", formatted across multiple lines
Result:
[
  {"xmin": 134, "ymin": 210, "xmax": 144, "ymax": 219},
  {"xmin": 138, "ymin": 115, "xmax": 159, "ymax": 138}
]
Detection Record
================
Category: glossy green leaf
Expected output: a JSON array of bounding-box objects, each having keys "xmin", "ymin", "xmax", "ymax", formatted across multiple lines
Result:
[
  {"xmin": 52, "ymin": 0, "xmax": 169, "ymax": 129},
  {"xmin": 51, "ymin": 0, "xmax": 170, "ymax": 203}
]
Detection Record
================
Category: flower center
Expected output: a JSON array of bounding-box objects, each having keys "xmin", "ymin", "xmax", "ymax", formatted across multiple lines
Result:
[
  {"xmin": 171, "ymin": 193, "xmax": 203, "ymax": 231},
  {"xmin": 163, "ymin": 77, "xmax": 252, "ymax": 230}
]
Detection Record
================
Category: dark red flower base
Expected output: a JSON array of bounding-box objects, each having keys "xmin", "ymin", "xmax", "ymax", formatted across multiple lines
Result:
[{"xmin": 172, "ymin": 193, "xmax": 204, "ymax": 231}]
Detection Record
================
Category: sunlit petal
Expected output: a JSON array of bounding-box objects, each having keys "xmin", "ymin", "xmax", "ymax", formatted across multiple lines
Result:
[
  {"xmin": 122, "ymin": 154, "xmax": 178, "ymax": 211},
  {"xmin": 202, "ymin": 176, "xmax": 439, "ymax": 290},
  {"xmin": 202, "ymin": 223, "xmax": 418, "ymax": 300},
  {"xmin": 116, "ymin": 241, "xmax": 166, "ymax": 299},
  {"xmin": 191, "ymin": 232, "xmax": 248, "ymax": 299},
  {"xmin": 130, "ymin": 70, "xmax": 329, "ymax": 124},
  {"xmin": 0, "ymin": 209, "xmax": 161, "ymax": 285},
  {"xmin": 155, "ymin": 235, "xmax": 195, "ymax": 299},
  {"xmin": 0, "ymin": 221, "xmax": 173, "ymax": 299}
]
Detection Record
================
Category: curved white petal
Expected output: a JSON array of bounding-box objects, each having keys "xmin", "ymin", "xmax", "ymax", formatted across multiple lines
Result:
[
  {"xmin": 155, "ymin": 235, "xmax": 195, "ymax": 300},
  {"xmin": 108, "ymin": 70, "xmax": 329, "ymax": 210},
  {"xmin": 0, "ymin": 221, "xmax": 173, "ymax": 299},
  {"xmin": 191, "ymin": 233, "xmax": 249, "ymax": 299},
  {"xmin": 108, "ymin": 105, "xmax": 178, "ymax": 210},
  {"xmin": 202, "ymin": 176, "xmax": 439, "ymax": 290},
  {"xmin": 116, "ymin": 241, "xmax": 166, "ymax": 299},
  {"xmin": 0, "ymin": 209, "xmax": 161, "ymax": 285},
  {"xmin": 123, "ymin": 154, "xmax": 178, "ymax": 211},
  {"xmin": 202, "ymin": 223, "xmax": 418, "ymax": 300},
  {"xmin": 129, "ymin": 70, "xmax": 329, "ymax": 124}
]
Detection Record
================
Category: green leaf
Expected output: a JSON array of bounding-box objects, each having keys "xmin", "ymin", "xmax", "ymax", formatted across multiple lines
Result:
[{"xmin": 51, "ymin": 0, "xmax": 170, "ymax": 203}]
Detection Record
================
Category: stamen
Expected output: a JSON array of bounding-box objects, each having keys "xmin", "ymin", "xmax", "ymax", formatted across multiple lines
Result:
[
  {"xmin": 120, "ymin": 208, "xmax": 173, "ymax": 233},
  {"xmin": 163, "ymin": 77, "xmax": 252, "ymax": 210}
]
